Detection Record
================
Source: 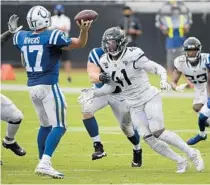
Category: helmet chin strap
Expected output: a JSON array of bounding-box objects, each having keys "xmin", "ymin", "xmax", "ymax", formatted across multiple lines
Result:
[{"xmin": 187, "ymin": 56, "xmax": 200, "ymax": 66}]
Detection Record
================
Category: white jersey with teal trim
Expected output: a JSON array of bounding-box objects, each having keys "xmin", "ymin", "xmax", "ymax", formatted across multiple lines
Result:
[
  {"xmin": 174, "ymin": 53, "xmax": 210, "ymax": 104},
  {"xmin": 99, "ymin": 47, "xmax": 160, "ymax": 107}
]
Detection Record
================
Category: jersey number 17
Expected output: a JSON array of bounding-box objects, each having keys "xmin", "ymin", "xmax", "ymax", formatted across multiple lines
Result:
[{"xmin": 21, "ymin": 45, "xmax": 43, "ymax": 72}]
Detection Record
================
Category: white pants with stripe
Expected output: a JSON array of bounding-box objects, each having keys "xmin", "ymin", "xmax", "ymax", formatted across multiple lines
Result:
[{"xmin": 28, "ymin": 84, "xmax": 67, "ymax": 128}]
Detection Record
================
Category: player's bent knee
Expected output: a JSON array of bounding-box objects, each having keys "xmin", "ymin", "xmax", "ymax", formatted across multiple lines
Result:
[
  {"xmin": 193, "ymin": 104, "xmax": 203, "ymax": 113},
  {"xmin": 152, "ymin": 128, "xmax": 165, "ymax": 138},
  {"xmin": 9, "ymin": 109, "xmax": 24, "ymax": 123},
  {"xmin": 120, "ymin": 124, "xmax": 134, "ymax": 137},
  {"xmin": 83, "ymin": 113, "xmax": 94, "ymax": 119}
]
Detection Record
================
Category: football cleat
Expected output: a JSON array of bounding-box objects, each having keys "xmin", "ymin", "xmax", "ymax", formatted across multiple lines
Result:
[
  {"xmin": 190, "ymin": 149, "xmax": 204, "ymax": 172},
  {"xmin": 187, "ymin": 134, "xmax": 207, "ymax": 145},
  {"xmin": 92, "ymin": 142, "xmax": 107, "ymax": 160},
  {"xmin": 35, "ymin": 161, "xmax": 64, "ymax": 179},
  {"xmin": 176, "ymin": 157, "xmax": 189, "ymax": 173},
  {"xmin": 131, "ymin": 149, "xmax": 142, "ymax": 167},
  {"xmin": 2, "ymin": 140, "xmax": 26, "ymax": 156}
]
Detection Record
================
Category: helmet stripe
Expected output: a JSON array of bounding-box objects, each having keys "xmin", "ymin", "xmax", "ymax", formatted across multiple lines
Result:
[{"xmin": 29, "ymin": 6, "xmax": 38, "ymax": 28}]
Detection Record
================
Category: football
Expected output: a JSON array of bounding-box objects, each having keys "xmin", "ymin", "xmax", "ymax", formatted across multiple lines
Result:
[{"xmin": 74, "ymin": 10, "xmax": 98, "ymax": 24}]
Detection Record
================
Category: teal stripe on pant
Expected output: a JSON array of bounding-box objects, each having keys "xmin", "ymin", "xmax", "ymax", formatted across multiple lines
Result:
[{"xmin": 52, "ymin": 84, "xmax": 60, "ymax": 127}]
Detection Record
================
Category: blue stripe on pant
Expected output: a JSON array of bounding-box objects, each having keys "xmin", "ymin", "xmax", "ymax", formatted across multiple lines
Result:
[{"xmin": 52, "ymin": 84, "xmax": 60, "ymax": 127}]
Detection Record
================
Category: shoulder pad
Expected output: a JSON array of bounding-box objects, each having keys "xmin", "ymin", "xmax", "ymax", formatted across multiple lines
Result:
[
  {"xmin": 126, "ymin": 47, "xmax": 144, "ymax": 61},
  {"xmin": 174, "ymin": 55, "xmax": 185, "ymax": 71},
  {"xmin": 13, "ymin": 30, "xmax": 29, "ymax": 46}
]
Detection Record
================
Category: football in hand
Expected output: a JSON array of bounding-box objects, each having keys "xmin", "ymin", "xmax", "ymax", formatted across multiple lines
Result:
[{"xmin": 74, "ymin": 10, "xmax": 98, "ymax": 24}]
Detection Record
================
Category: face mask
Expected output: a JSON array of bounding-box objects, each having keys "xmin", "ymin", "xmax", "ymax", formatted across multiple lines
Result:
[{"xmin": 57, "ymin": 11, "xmax": 62, "ymax": 16}]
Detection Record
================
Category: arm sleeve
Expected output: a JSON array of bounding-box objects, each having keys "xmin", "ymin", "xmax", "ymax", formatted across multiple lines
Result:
[
  {"xmin": 93, "ymin": 83, "xmax": 116, "ymax": 97},
  {"xmin": 134, "ymin": 55, "xmax": 167, "ymax": 81},
  {"xmin": 1, "ymin": 31, "xmax": 13, "ymax": 46},
  {"xmin": 88, "ymin": 49, "xmax": 100, "ymax": 67},
  {"xmin": 49, "ymin": 30, "xmax": 71, "ymax": 47}
]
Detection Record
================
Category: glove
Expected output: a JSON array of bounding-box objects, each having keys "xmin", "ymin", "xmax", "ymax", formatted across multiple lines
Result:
[
  {"xmin": 175, "ymin": 83, "xmax": 188, "ymax": 92},
  {"xmin": 8, "ymin": 14, "xmax": 23, "ymax": 33},
  {"xmin": 78, "ymin": 88, "xmax": 94, "ymax": 105},
  {"xmin": 99, "ymin": 72, "xmax": 111, "ymax": 84},
  {"xmin": 160, "ymin": 80, "xmax": 172, "ymax": 91}
]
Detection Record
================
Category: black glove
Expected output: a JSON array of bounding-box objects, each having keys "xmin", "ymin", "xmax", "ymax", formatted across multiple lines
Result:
[{"xmin": 99, "ymin": 72, "xmax": 111, "ymax": 84}]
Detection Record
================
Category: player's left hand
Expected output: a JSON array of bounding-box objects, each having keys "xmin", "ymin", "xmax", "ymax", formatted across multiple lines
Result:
[
  {"xmin": 8, "ymin": 14, "xmax": 23, "ymax": 33},
  {"xmin": 76, "ymin": 20, "xmax": 93, "ymax": 32},
  {"xmin": 160, "ymin": 80, "xmax": 172, "ymax": 91},
  {"xmin": 78, "ymin": 88, "xmax": 94, "ymax": 105}
]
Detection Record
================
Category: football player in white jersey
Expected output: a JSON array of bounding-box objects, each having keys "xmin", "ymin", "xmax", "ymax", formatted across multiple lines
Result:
[
  {"xmin": 1, "ymin": 15, "xmax": 26, "ymax": 165},
  {"xmin": 170, "ymin": 37, "xmax": 209, "ymax": 145},
  {"xmin": 79, "ymin": 27, "xmax": 204, "ymax": 173},
  {"xmin": 80, "ymin": 47, "xmax": 142, "ymax": 167}
]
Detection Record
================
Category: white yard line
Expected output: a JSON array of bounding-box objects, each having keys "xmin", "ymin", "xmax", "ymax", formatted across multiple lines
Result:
[{"xmin": 1, "ymin": 84, "xmax": 194, "ymax": 98}]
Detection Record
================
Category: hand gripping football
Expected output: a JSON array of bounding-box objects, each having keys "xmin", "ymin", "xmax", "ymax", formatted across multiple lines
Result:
[{"xmin": 74, "ymin": 10, "xmax": 98, "ymax": 24}]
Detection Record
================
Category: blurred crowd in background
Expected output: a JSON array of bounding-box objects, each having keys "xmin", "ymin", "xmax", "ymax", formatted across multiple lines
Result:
[{"xmin": 1, "ymin": 0, "xmax": 210, "ymax": 82}]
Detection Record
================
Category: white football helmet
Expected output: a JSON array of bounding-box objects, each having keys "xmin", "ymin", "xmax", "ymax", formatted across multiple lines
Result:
[{"xmin": 27, "ymin": 6, "xmax": 51, "ymax": 31}]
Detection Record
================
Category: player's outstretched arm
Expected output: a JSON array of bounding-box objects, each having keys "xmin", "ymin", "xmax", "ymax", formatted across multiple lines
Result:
[
  {"xmin": 1, "ymin": 14, "xmax": 22, "ymax": 46},
  {"xmin": 135, "ymin": 56, "xmax": 168, "ymax": 82},
  {"xmin": 62, "ymin": 20, "xmax": 92, "ymax": 50},
  {"xmin": 134, "ymin": 56, "xmax": 171, "ymax": 90}
]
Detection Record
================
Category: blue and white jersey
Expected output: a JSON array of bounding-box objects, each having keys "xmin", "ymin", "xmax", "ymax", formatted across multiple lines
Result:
[
  {"xmin": 13, "ymin": 29, "xmax": 71, "ymax": 86},
  {"xmin": 88, "ymin": 47, "xmax": 104, "ymax": 88}
]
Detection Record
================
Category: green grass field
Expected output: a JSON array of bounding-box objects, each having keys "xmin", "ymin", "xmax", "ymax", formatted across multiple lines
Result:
[{"xmin": 1, "ymin": 70, "xmax": 210, "ymax": 184}]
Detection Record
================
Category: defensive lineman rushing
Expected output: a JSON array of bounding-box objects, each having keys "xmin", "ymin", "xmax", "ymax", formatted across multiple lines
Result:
[
  {"xmin": 81, "ymin": 47, "xmax": 142, "ymax": 167},
  {"xmin": 1, "ymin": 15, "xmax": 26, "ymax": 164},
  {"xmin": 171, "ymin": 37, "xmax": 209, "ymax": 145},
  {"xmin": 79, "ymin": 27, "xmax": 204, "ymax": 173},
  {"xmin": 13, "ymin": 6, "xmax": 92, "ymax": 178}
]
